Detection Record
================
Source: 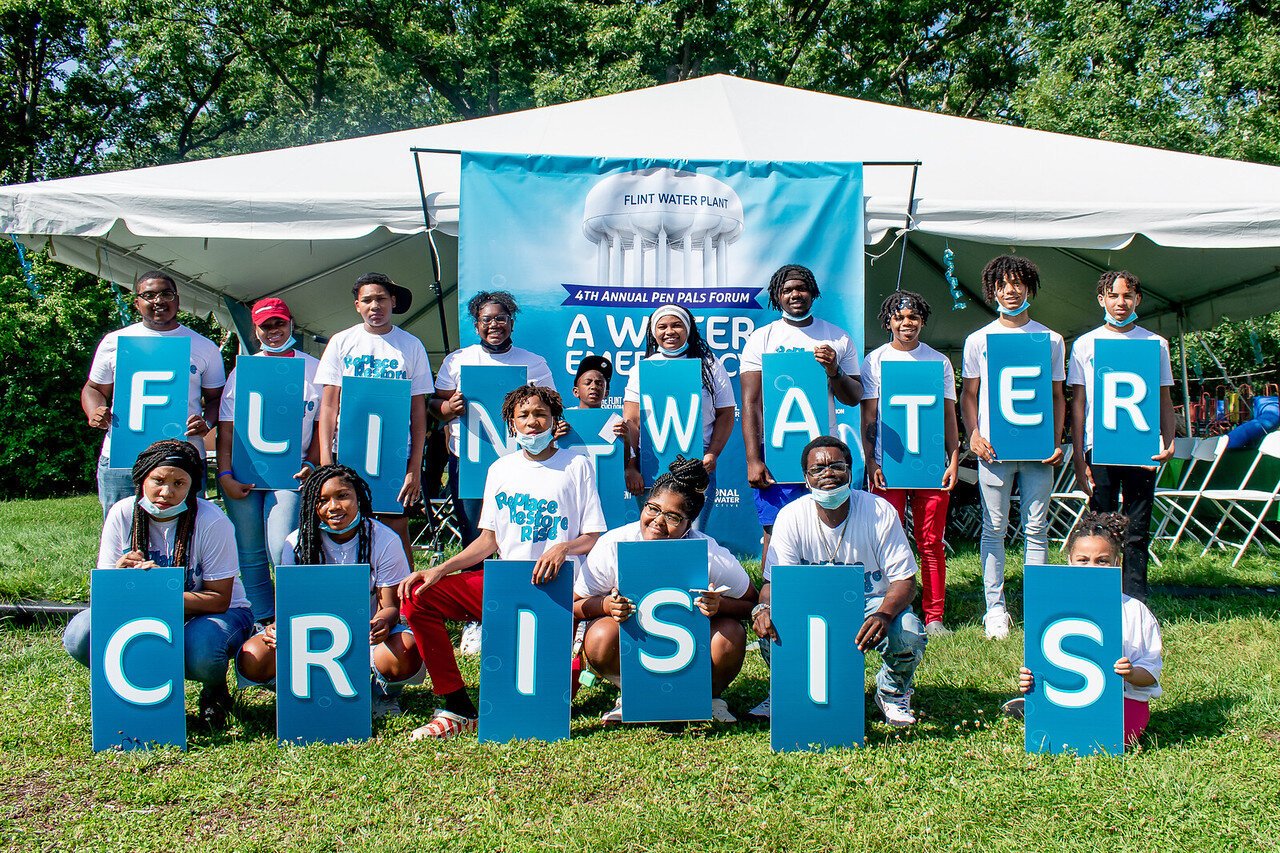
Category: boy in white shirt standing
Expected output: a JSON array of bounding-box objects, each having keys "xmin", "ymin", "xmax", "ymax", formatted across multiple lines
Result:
[
  {"xmin": 960, "ymin": 256, "xmax": 1066, "ymax": 640},
  {"xmin": 1067, "ymin": 270, "xmax": 1176, "ymax": 601}
]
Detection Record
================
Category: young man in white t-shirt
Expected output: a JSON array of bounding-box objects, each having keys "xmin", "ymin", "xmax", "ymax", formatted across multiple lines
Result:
[
  {"xmin": 749, "ymin": 436, "xmax": 926, "ymax": 727},
  {"xmin": 960, "ymin": 256, "xmax": 1066, "ymax": 640},
  {"xmin": 1067, "ymin": 271, "xmax": 1176, "ymax": 601},
  {"xmin": 861, "ymin": 291, "xmax": 960, "ymax": 636},
  {"xmin": 315, "ymin": 272, "xmax": 434, "ymax": 562},
  {"xmin": 81, "ymin": 271, "xmax": 226, "ymax": 517},
  {"xmin": 740, "ymin": 264, "xmax": 863, "ymax": 562}
]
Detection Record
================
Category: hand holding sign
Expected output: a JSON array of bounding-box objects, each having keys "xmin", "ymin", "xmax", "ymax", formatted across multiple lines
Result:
[
  {"xmin": 813, "ymin": 344, "xmax": 840, "ymax": 377},
  {"xmin": 88, "ymin": 404, "xmax": 111, "ymax": 430},
  {"xmin": 605, "ymin": 588, "xmax": 634, "ymax": 622},
  {"xmin": 531, "ymin": 542, "xmax": 572, "ymax": 584}
]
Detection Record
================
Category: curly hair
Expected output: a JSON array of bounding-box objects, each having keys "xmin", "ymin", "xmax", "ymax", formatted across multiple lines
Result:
[
  {"xmin": 766, "ymin": 264, "xmax": 821, "ymax": 312},
  {"xmin": 643, "ymin": 306, "xmax": 717, "ymax": 394},
  {"xmin": 876, "ymin": 290, "xmax": 932, "ymax": 331},
  {"xmin": 500, "ymin": 383, "xmax": 564, "ymax": 435},
  {"xmin": 1066, "ymin": 511, "xmax": 1129, "ymax": 558},
  {"xmin": 649, "ymin": 455, "xmax": 711, "ymax": 521},
  {"xmin": 130, "ymin": 439, "xmax": 203, "ymax": 569},
  {"xmin": 294, "ymin": 465, "xmax": 376, "ymax": 566},
  {"xmin": 1096, "ymin": 269, "xmax": 1142, "ymax": 297},
  {"xmin": 980, "ymin": 255, "xmax": 1040, "ymax": 302},
  {"xmin": 467, "ymin": 290, "xmax": 519, "ymax": 321}
]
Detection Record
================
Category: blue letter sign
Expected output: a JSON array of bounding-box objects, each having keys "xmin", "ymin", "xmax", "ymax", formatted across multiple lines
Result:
[
  {"xmin": 638, "ymin": 359, "xmax": 702, "ymax": 485},
  {"xmin": 232, "ymin": 355, "xmax": 306, "ymax": 491},
  {"xmin": 769, "ymin": 563, "xmax": 865, "ymax": 752},
  {"xmin": 337, "ymin": 376, "xmax": 411, "ymax": 514},
  {"xmin": 459, "ymin": 364, "xmax": 527, "ymax": 500},
  {"xmin": 987, "ymin": 333, "xmax": 1054, "ymax": 461},
  {"xmin": 618, "ymin": 539, "xmax": 711, "ymax": 722},
  {"xmin": 763, "ymin": 351, "xmax": 827, "ymax": 483},
  {"xmin": 560, "ymin": 407, "xmax": 636, "ymax": 528},
  {"xmin": 880, "ymin": 360, "xmax": 946, "ymax": 489},
  {"xmin": 110, "ymin": 336, "xmax": 191, "ymax": 468},
  {"xmin": 478, "ymin": 559, "xmax": 575, "ymax": 743},
  {"xmin": 1023, "ymin": 564, "xmax": 1124, "ymax": 756},
  {"xmin": 91, "ymin": 567, "xmax": 186, "ymax": 752},
  {"xmin": 276, "ymin": 563, "xmax": 372, "ymax": 746},
  {"xmin": 1092, "ymin": 338, "xmax": 1161, "ymax": 467}
]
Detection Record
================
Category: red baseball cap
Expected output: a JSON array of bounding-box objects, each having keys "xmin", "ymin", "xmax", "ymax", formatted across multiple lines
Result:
[{"xmin": 251, "ymin": 297, "xmax": 292, "ymax": 325}]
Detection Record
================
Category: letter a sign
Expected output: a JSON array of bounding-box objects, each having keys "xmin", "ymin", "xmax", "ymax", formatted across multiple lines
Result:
[
  {"xmin": 1091, "ymin": 338, "xmax": 1161, "ymax": 467},
  {"xmin": 232, "ymin": 355, "xmax": 305, "ymax": 490},
  {"xmin": 763, "ymin": 351, "xmax": 828, "ymax": 483}
]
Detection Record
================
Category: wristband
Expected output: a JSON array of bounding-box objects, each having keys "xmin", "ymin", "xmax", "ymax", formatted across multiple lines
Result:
[
  {"xmin": 750, "ymin": 603, "xmax": 771, "ymax": 619},
  {"xmin": 300, "ymin": 460, "xmax": 317, "ymax": 472},
  {"xmin": 217, "ymin": 470, "xmax": 233, "ymax": 479}
]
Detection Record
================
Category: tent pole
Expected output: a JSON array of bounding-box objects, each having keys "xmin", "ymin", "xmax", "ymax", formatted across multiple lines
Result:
[
  {"xmin": 413, "ymin": 150, "xmax": 452, "ymax": 354},
  {"xmin": 893, "ymin": 163, "xmax": 920, "ymax": 291},
  {"xmin": 1177, "ymin": 310, "xmax": 1192, "ymax": 436}
]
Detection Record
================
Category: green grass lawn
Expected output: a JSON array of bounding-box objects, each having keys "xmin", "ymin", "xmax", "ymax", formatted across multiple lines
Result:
[{"xmin": 2, "ymin": 495, "xmax": 1279, "ymax": 849}]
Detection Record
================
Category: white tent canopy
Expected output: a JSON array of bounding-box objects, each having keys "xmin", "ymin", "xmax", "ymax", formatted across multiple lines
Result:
[{"xmin": 4, "ymin": 73, "xmax": 1280, "ymax": 361}]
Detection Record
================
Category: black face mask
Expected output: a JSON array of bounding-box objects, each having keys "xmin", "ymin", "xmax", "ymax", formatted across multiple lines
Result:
[{"xmin": 480, "ymin": 337, "xmax": 513, "ymax": 354}]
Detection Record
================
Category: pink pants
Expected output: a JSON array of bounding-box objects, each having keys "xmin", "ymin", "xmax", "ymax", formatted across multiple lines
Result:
[
  {"xmin": 400, "ymin": 570, "xmax": 485, "ymax": 696},
  {"xmin": 873, "ymin": 486, "xmax": 950, "ymax": 625},
  {"xmin": 1124, "ymin": 697, "xmax": 1151, "ymax": 745}
]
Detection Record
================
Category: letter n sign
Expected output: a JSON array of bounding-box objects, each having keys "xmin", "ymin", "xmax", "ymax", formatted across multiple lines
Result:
[
  {"xmin": 769, "ymin": 563, "xmax": 865, "ymax": 752},
  {"xmin": 478, "ymin": 560, "xmax": 574, "ymax": 743},
  {"xmin": 276, "ymin": 563, "xmax": 371, "ymax": 746},
  {"xmin": 880, "ymin": 361, "xmax": 946, "ymax": 489},
  {"xmin": 460, "ymin": 364, "xmax": 527, "ymax": 499},
  {"xmin": 618, "ymin": 539, "xmax": 711, "ymax": 722},
  {"xmin": 1092, "ymin": 338, "xmax": 1161, "ymax": 467},
  {"xmin": 110, "ymin": 336, "xmax": 191, "ymax": 468},
  {"xmin": 1023, "ymin": 564, "xmax": 1123, "ymax": 755},
  {"xmin": 987, "ymin": 333, "xmax": 1054, "ymax": 461},
  {"xmin": 91, "ymin": 567, "xmax": 186, "ymax": 751},
  {"xmin": 232, "ymin": 355, "xmax": 305, "ymax": 490},
  {"xmin": 337, "ymin": 377, "xmax": 411, "ymax": 514},
  {"xmin": 763, "ymin": 351, "xmax": 828, "ymax": 483},
  {"xmin": 638, "ymin": 359, "xmax": 702, "ymax": 485}
]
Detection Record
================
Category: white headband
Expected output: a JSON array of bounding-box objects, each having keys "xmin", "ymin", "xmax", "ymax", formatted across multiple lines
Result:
[{"xmin": 651, "ymin": 304, "xmax": 692, "ymax": 329}]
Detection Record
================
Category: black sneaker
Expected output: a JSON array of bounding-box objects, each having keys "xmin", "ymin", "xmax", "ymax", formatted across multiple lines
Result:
[{"xmin": 198, "ymin": 680, "xmax": 233, "ymax": 730}]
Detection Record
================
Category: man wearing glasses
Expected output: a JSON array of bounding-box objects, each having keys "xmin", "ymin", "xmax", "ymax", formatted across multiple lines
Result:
[
  {"xmin": 748, "ymin": 436, "xmax": 926, "ymax": 727},
  {"xmin": 81, "ymin": 271, "xmax": 226, "ymax": 517}
]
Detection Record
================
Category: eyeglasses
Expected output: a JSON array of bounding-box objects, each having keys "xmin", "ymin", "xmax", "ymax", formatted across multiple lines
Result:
[
  {"xmin": 478, "ymin": 314, "xmax": 512, "ymax": 327},
  {"xmin": 136, "ymin": 289, "xmax": 177, "ymax": 304},
  {"xmin": 642, "ymin": 501, "xmax": 688, "ymax": 526},
  {"xmin": 805, "ymin": 461, "xmax": 851, "ymax": 477}
]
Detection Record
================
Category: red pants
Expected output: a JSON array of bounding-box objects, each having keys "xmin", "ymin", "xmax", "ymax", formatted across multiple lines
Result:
[
  {"xmin": 1124, "ymin": 697, "xmax": 1151, "ymax": 745},
  {"xmin": 400, "ymin": 570, "xmax": 485, "ymax": 696},
  {"xmin": 872, "ymin": 486, "xmax": 950, "ymax": 625}
]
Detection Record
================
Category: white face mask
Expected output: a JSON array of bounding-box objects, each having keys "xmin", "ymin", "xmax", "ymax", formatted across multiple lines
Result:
[
  {"xmin": 515, "ymin": 427, "xmax": 554, "ymax": 455},
  {"xmin": 139, "ymin": 495, "xmax": 186, "ymax": 520},
  {"xmin": 808, "ymin": 482, "xmax": 851, "ymax": 510}
]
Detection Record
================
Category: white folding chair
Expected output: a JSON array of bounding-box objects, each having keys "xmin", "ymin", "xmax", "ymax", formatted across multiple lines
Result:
[
  {"xmin": 1197, "ymin": 432, "xmax": 1280, "ymax": 566},
  {"xmin": 1047, "ymin": 444, "xmax": 1089, "ymax": 551},
  {"xmin": 1152, "ymin": 436, "xmax": 1225, "ymax": 552},
  {"xmin": 1142, "ymin": 437, "xmax": 1195, "ymax": 566}
]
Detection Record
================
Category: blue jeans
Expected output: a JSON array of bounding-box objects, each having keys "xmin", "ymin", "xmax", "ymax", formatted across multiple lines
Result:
[
  {"xmin": 218, "ymin": 486, "xmax": 302, "ymax": 621},
  {"xmin": 759, "ymin": 595, "xmax": 926, "ymax": 697},
  {"xmin": 977, "ymin": 459, "xmax": 1053, "ymax": 613},
  {"xmin": 97, "ymin": 455, "xmax": 135, "ymax": 519},
  {"xmin": 63, "ymin": 606, "xmax": 254, "ymax": 685}
]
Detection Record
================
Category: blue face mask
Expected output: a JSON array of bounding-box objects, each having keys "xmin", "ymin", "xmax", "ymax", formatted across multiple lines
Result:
[
  {"xmin": 515, "ymin": 427, "xmax": 555, "ymax": 455},
  {"xmin": 320, "ymin": 513, "xmax": 362, "ymax": 535},
  {"xmin": 782, "ymin": 307, "xmax": 813, "ymax": 322},
  {"xmin": 657, "ymin": 340, "xmax": 689, "ymax": 356},
  {"xmin": 1105, "ymin": 310, "xmax": 1138, "ymax": 327},
  {"xmin": 997, "ymin": 299, "xmax": 1030, "ymax": 317},
  {"xmin": 260, "ymin": 334, "xmax": 297, "ymax": 353},
  {"xmin": 808, "ymin": 482, "xmax": 851, "ymax": 510},
  {"xmin": 139, "ymin": 495, "xmax": 187, "ymax": 520}
]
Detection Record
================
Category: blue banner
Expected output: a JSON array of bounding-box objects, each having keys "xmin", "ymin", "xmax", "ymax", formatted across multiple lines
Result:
[
  {"xmin": 459, "ymin": 364, "xmax": 527, "ymax": 500},
  {"xmin": 90, "ymin": 567, "xmax": 186, "ymax": 752},
  {"xmin": 769, "ymin": 563, "xmax": 865, "ymax": 752},
  {"xmin": 276, "ymin": 563, "xmax": 371, "ymax": 746},
  {"xmin": 987, "ymin": 334, "xmax": 1054, "ymax": 461},
  {"xmin": 1092, "ymin": 338, "xmax": 1162, "ymax": 467},
  {"xmin": 336, "ymin": 377, "xmax": 411, "ymax": 514},
  {"xmin": 618, "ymin": 539, "xmax": 711, "ymax": 722},
  {"xmin": 638, "ymin": 358, "xmax": 702, "ymax": 485},
  {"xmin": 560, "ymin": 408, "xmax": 636, "ymax": 528},
  {"xmin": 110, "ymin": 336, "xmax": 191, "ymax": 468},
  {"xmin": 1023, "ymin": 564, "xmax": 1124, "ymax": 756},
  {"xmin": 459, "ymin": 152, "xmax": 865, "ymax": 556},
  {"xmin": 880, "ymin": 360, "xmax": 947, "ymax": 489},
  {"xmin": 763, "ymin": 351, "xmax": 828, "ymax": 484},
  {"xmin": 232, "ymin": 355, "xmax": 305, "ymax": 491},
  {"xmin": 478, "ymin": 560, "xmax": 575, "ymax": 743}
]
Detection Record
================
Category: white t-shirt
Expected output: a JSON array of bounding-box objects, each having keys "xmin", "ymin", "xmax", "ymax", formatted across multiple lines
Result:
[
  {"xmin": 435, "ymin": 344, "xmax": 557, "ymax": 456},
  {"xmin": 764, "ymin": 491, "xmax": 917, "ymax": 600},
  {"xmin": 315, "ymin": 324, "xmax": 435, "ymax": 393},
  {"xmin": 98, "ymin": 496, "xmax": 250, "ymax": 611},
  {"xmin": 623, "ymin": 353, "xmax": 735, "ymax": 444},
  {"xmin": 280, "ymin": 519, "xmax": 409, "ymax": 615},
  {"xmin": 478, "ymin": 447, "xmax": 606, "ymax": 561},
  {"xmin": 1121, "ymin": 593, "xmax": 1163, "ymax": 702},
  {"xmin": 1067, "ymin": 325, "xmax": 1174, "ymax": 449},
  {"xmin": 88, "ymin": 323, "xmax": 227, "ymax": 464},
  {"xmin": 219, "ymin": 351, "xmax": 322, "ymax": 456},
  {"xmin": 575, "ymin": 522, "xmax": 751, "ymax": 599},
  {"xmin": 861, "ymin": 341, "xmax": 956, "ymax": 465},
  {"xmin": 961, "ymin": 319, "xmax": 1066, "ymax": 437},
  {"xmin": 739, "ymin": 317, "xmax": 860, "ymax": 435}
]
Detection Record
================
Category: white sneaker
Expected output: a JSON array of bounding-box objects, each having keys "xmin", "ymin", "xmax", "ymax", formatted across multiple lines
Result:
[
  {"xmin": 875, "ymin": 690, "xmax": 916, "ymax": 727},
  {"xmin": 984, "ymin": 609, "xmax": 1012, "ymax": 640},
  {"xmin": 710, "ymin": 697, "xmax": 737, "ymax": 723},
  {"xmin": 747, "ymin": 696, "xmax": 771, "ymax": 719},
  {"xmin": 459, "ymin": 621, "xmax": 482, "ymax": 654},
  {"xmin": 924, "ymin": 621, "xmax": 952, "ymax": 637},
  {"xmin": 601, "ymin": 697, "xmax": 623, "ymax": 724},
  {"xmin": 373, "ymin": 696, "xmax": 403, "ymax": 720}
]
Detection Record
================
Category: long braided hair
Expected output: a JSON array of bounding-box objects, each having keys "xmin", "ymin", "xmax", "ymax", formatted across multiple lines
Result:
[
  {"xmin": 766, "ymin": 264, "xmax": 821, "ymax": 312},
  {"xmin": 642, "ymin": 304, "xmax": 716, "ymax": 393},
  {"xmin": 648, "ymin": 455, "xmax": 711, "ymax": 522},
  {"xmin": 130, "ymin": 439, "xmax": 203, "ymax": 569},
  {"xmin": 294, "ymin": 464, "xmax": 376, "ymax": 565}
]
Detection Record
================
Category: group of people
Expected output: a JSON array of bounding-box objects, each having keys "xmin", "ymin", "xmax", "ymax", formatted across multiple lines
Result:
[{"xmin": 67, "ymin": 256, "xmax": 1166, "ymax": 745}]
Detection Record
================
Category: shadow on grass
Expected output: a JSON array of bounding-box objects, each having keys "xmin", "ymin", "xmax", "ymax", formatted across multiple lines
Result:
[{"xmin": 1147, "ymin": 694, "xmax": 1242, "ymax": 746}]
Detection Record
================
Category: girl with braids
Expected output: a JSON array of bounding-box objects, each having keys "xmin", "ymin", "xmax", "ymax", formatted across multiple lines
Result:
[
  {"xmin": 622, "ymin": 304, "xmax": 736, "ymax": 529},
  {"xmin": 63, "ymin": 439, "xmax": 253, "ymax": 730},
  {"xmin": 398, "ymin": 384, "xmax": 605, "ymax": 740},
  {"xmin": 740, "ymin": 264, "xmax": 863, "ymax": 564},
  {"xmin": 575, "ymin": 456, "xmax": 757, "ymax": 724},
  {"xmin": 236, "ymin": 464, "xmax": 423, "ymax": 717},
  {"xmin": 1010, "ymin": 511, "xmax": 1163, "ymax": 745}
]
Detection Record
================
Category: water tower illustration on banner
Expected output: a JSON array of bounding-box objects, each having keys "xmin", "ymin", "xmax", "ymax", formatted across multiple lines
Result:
[{"xmin": 583, "ymin": 168, "xmax": 744, "ymax": 288}]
